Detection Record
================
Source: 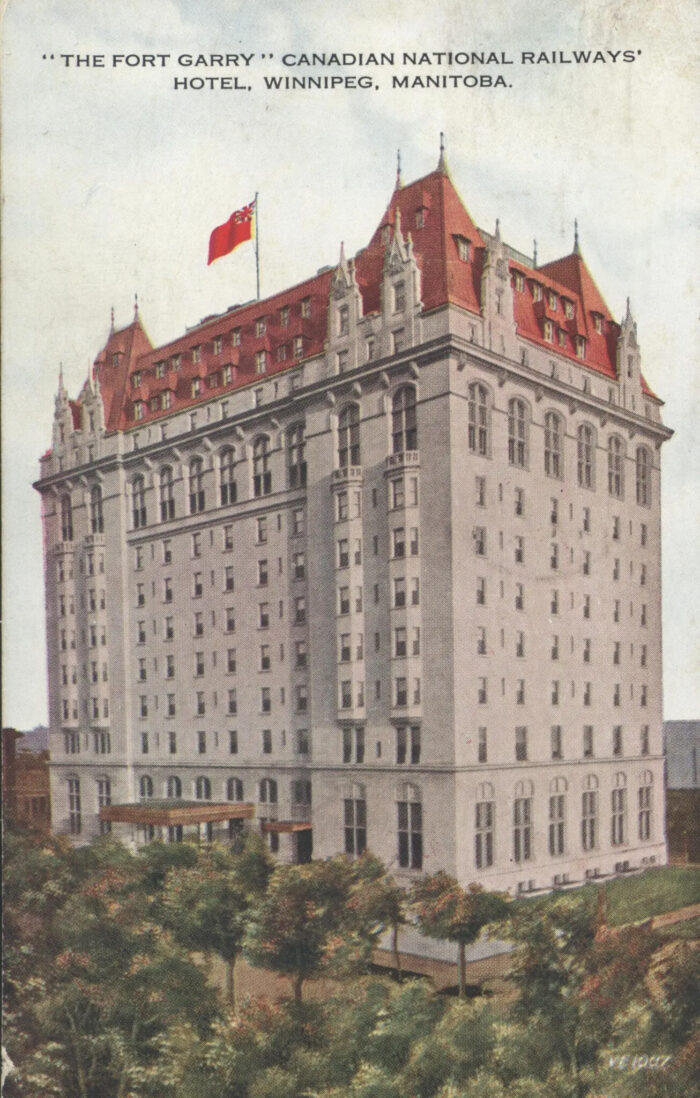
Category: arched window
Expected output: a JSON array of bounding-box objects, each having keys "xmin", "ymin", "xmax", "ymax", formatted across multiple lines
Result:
[
  {"xmin": 287, "ymin": 424, "xmax": 307, "ymax": 488},
  {"xmin": 160, "ymin": 466, "xmax": 175, "ymax": 521},
  {"xmin": 259, "ymin": 778, "xmax": 278, "ymax": 804},
  {"xmin": 338, "ymin": 404, "xmax": 361, "ymax": 467},
  {"xmin": 475, "ymin": 782, "xmax": 495, "ymax": 869},
  {"xmin": 544, "ymin": 412, "xmax": 563, "ymax": 479},
  {"xmin": 638, "ymin": 771, "xmax": 653, "ymax": 841},
  {"xmin": 189, "ymin": 457, "xmax": 205, "ymax": 514},
  {"xmin": 67, "ymin": 776, "xmax": 81, "ymax": 834},
  {"xmin": 344, "ymin": 782, "xmax": 366, "ymax": 856},
  {"xmin": 97, "ymin": 777, "xmax": 112, "ymax": 834},
  {"xmin": 608, "ymin": 436, "xmax": 625, "ymax": 498},
  {"xmin": 253, "ymin": 437, "xmax": 271, "ymax": 497},
  {"xmin": 391, "ymin": 387, "xmax": 417, "ymax": 454},
  {"xmin": 507, "ymin": 398, "xmax": 528, "ymax": 467},
  {"xmin": 60, "ymin": 494, "xmax": 74, "ymax": 541},
  {"xmin": 90, "ymin": 485, "xmax": 104, "ymax": 534},
  {"xmin": 139, "ymin": 775, "xmax": 153, "ymax": 800},
  {"xmin": 132, "ymin": 475, "xmax": 146, "ymax": 529},
  {"xmin": 226, "ymin": 777, "xmax": 243, "ymax": 801},
  {"xmin": 582, "ymin": 776, "xmax": 598, "ymax": 851},
  {"xmin": 636, "ymin": 446, "xmax": 651, "ymax": 506},
  {"xmin": 468, "ymin": 382, "xmax": 490, "ymax": 455},
  {"xmin": 166, "ymin": 775, "xmax": 182, "ymax": 799},
  {"xmin": 219, "ymin": 447, "xmax": 237, "ymax": 506},
  {"xmin": 195, "ymin": 776, "xmax": 211, "ymax": 800},
  {"xmin": 577, "ymin": 424, "xmax": 595, "ymax": 488},
  {"xmin": 397, "ymin": 782, "xmax": 422, "ymax": 869}
]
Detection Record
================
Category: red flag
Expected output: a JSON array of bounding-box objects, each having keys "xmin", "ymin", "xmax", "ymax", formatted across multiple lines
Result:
[{"xmin": 207, "ymin": 200, "xmax": 256, "ymax": 265}]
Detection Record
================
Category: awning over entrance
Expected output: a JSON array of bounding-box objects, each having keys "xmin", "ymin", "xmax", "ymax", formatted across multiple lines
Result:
[
  {"xmin": 99, "ymin": 800, "xmax": 255, "ymax": 827},
  {"xmin": 261, "ymin": 819, "xmax": 312, "ymax": 833}
]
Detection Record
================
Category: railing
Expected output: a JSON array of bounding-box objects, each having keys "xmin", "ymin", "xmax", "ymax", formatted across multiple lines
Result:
[
  {"xmin": 385, "ymin": 450, "xmax": 420, "ymax": 472},
  {"xmin": 332, "ymin": 466, "xmax": 364, "ymax": 486}
]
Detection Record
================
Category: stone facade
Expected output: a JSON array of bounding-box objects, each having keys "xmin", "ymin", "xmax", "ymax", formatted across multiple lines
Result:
[{"xmin": 35, "ymin": 156, "xmax": 672, "ymax": 894}]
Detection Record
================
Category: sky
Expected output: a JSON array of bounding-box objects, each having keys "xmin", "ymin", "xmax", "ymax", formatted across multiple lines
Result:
[{"xmin": 2, "ymin": 0, "xmax": 698, "ymax": 729}]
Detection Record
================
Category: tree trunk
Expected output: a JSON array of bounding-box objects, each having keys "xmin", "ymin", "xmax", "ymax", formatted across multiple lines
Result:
[
  {"xmin": 458, "ymin": 941, "xmax": 466, "ymax": 999},
  {"xmin": 293, "ymin": 972, "xmax": 304, "ymax": 1004},
  {"xmin": 392, "ymin": 924, "xmax": 401, "ymax": 976},
  {"xmin": 226, "ymin": 957, "xmax": 236, "ymax": 1009}
]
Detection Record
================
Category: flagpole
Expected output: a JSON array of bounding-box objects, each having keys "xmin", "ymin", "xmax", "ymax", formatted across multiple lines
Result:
[{"xmin": 255, "ymin": 191, "xmax": 260, "ymax": 300}]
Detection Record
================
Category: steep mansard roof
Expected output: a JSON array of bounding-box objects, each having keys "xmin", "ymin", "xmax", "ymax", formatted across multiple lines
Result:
[{"xmin": 87, "ymin": 164, "xmax": 656, "ymax": 433}]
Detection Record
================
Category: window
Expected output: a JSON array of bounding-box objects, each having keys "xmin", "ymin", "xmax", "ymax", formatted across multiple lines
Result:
[
  {"xmin": 475, "ymin": 800, "xmax": 494, "ymax": 868},
  {"xmin": 132, "ymin": 476, "xmax": 146, "ymax": 529},
  {"xmin": 544, "ymin": 412, "xmax": 563, "ymax": 478},
  {"xmin": 515, "ymin": 584, "xmax": 524, "ymax": 610},
  {"xmin": 478, "ymin": 727, "xmax": 488, "ymax": 763},
  {"xmin": 218, "ymin": 447, "xmax": 237, "ymax": 506},
  {"xmin": 613, "ymin": 725, "xmax": 623, "ymax": 756},
  {"xmin": 287, "ymin": 424, "xmax": 307, "ymax": 488},
  {"xmin": 474, "ymin": 527, "xmax": 486, "ymax": 556},
  {"xmin": 196, "ymin": 692, "xmax": 205, "ymax": 716},
  {"xmin": 515, "ymin": 726, "xmax": 527, "ymax": 761},
  {"xmin": 338, "ymin": 303, "xmax": 349, "ymax": 335},
  {"xmin": 167, "ymin": 776, "xmax": 182, "ymax": 799},
  {"xmin": 549, "ymin": 790, "xmax": 566, "ymax": 855},
  {"xmin": 195, "ymin": 775, "xmax": 211, "ymax": 801},
  {"xmin": 641, "ymin": 724, "xmax": 650, "ymax": 755},
  {"xmin": 515, "ymin": 536, "xmax": 524, "ymax": 564},
  {"xmin": 582, "ymin": 781, "xmax": 597, "ymax": 850},
  {"xmin": 478, "ymin": 677, "xmax": 488, "ymax": 705},
  {"xmin": 508, "ymin": 399, "xmax": 528, "ymax": 467},
  {"xmin": 551, "ymin": 680, "xmax": 560, "ymax": 706},
  {"xmin": 255, "ymin": 349, "xmax": 267, "ymax": 374},
  {"xmin": 227, "ymin": 688, "xmax": 237, "ymax": 715},
  {"xmin": 608, "ymin": 436, "xmax": 625, "ymax": 498},
  {"xmin": 551, "ymin": 725, "xmax": 562, "ymax": 759},
  {"xmin": 392, "ymin": 527, "xmax": 406, "ymax": 558},
  {"xmin": 90, "ymin": 485, "xmax": 104, "ymax": 534},
  {"xmin": 394, "ymin": 677, "xmax": 408, "ymax": 707},
  {"xmin": 227, "ymin": 777, "xmax": 243, "ymax": 804},
  {"xmin": 476, "ymin": 577, "xmax": 486, "ymax": 605},
  {"xmin": 344, "ymin": 786, "xmax": 367, "ymax": 856},
  {"xmin": 550, "ymin": 542, "xmax": 559, "ymax": 570},
  {"xmin": 513, "ymin": 797, "xmax": 532, "ymax": 862},
  {"xmin": 391, "ymin": 387, "xmax": 418, "ymax": 453},
  {"xmin": 296, "ymin": 685, "xmax": 308, "ymax": 712},
  {"xmin": 636, "ymin": 446, "xmax": 651, "ymax": 505},
  {"xmin": 196, "ymin": 730, "xmax": 207, "ymax": 755},
  {"xmin": 467, "ymin": 383, "xmax": 489, "ymax": 455},
  {"xmin": 611, "ymin": 783, "xmax": 626, "ymax": 845},
  {"xmin": 393, "ymin": 281, "xmax": 406, "ymax": 311},
  {"xmin": 253, "ymin": 437, "xmax": 271, "ymax": 497},
  {"xmin": 338, "ymin": 404, "xmax": 361, "ymax": 467},
  {"xmin": 583, "ymin": 725, "xmax": 594, "ymax": 758},
  {"xmin": 139, "ymin": 775, "xmax": 153, "ymax": 801},
  {"xmin": 577, "ymin": 424, "xmax": 595, "ymax": 488},
  {"xmin": 294, "ymin": 596, "xmax": 306, "ymax": 624},
  {"xmin": 397, "ymin": 787, "xmax": 422, "ymax": 869},
  {"xmin": 189, "ymin": 458, "xmax": 205, "ymax": 514},
  {"xmin": 67, "ymin": 777, "xmax": 81, "ymax": 835},
  {"xmin": 477, "ymin": 627, "xmax": 487, "ymax": 656},
  {"xmin": 638, "ymin": 775, "xmax": 652, "ymax": 839}
]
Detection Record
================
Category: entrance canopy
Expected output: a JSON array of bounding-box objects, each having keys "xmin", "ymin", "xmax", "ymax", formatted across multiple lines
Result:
[{"xmin": 99, "ymin": 799, "xmax": 255, "ymax": 827}]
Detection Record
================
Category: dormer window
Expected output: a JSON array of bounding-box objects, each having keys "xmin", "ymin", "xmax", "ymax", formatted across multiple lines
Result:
[
  {"xmin": 576, "ymin": 336, "xmax": 586, "ymax": 359},
  {"xmin": 111, "ymin": 352, "xmax": 120, "ymax": 367},
  {"xmin": 131, "ymin": 372, "xmax": 141, "ymax": 389},
  {"xmin": 150, "ymin": 396, "xmax": 159, "ymax": 412},
  {"xmin": 455, "ymin": 236, "xmax": 470, "ymax": 262},
  {"xmin": 192, "ymin": 346, "xmax": 201, "ymax": 364},
  {"xmin": 171, "ymin": 354, "xmax": 181, "ymax": 371},
  {"xmin": 161, "ymin": 390, "xmax": 172, "ymax": 410},
  {"xmin": 558, "ymin": 329, "xmax": 566, "ymax": 348},
  {"xmin": 415, "ymin": 208, "xmax": 425, "ymax": 229},
  {"xmin": 280, "ymin": 306, "xmax": 290, "ymax": 327},
  {"xmin": 593, "ymin": 313, "xmax": 603, "ymax": 334},
  {"xmin": 213, "ymin": 336, "xmax": 222, "ymax": 356},
  {"xmin": 544, "ymin": 319, "xmax": 554, "ymax": 343},
  {"xmin": 232, "ymin": 327, "xmax": 241, "ymax": 347},
  {"xmin": 191, "ymin": 378, "xmax": 201, "ymax": 397},
  {"xmin": 548, "ymin": 291, "xmax": 557, "ymax": 310},
  {"xmin": 134, "ymin": 401, "xmax": 144, "ymax": 421},
  {"xmin": 294, "ymin": 336, "xmax": 303, "ymax": 358},
  {"xmin": 255, "ymin": 317, "xmax": 266, "ymax": 337},
  {"xmin": 301, "ymin": 297, "xmax": 311, "ymax": 319},
  {"xmin": 222, "ymin": 364, "xmax": 233, "ymax": 384},
  {"xmin": 255, "ymin": 349, "xmax": 267, "ymax": 374},
  {"xmin": 532, "ymin": 283, "xmax": 543, "ymax": 302},
  {"xmin": 514, "ymin": 272, "xmax": 525, "ymax": 292},
  {"xmin": 564, "ymin": 299, "xmax": 574, "ymax": 319},
  {"xmin": 277, "ymin": 344, "xmax": 287, "ymax": 362}
]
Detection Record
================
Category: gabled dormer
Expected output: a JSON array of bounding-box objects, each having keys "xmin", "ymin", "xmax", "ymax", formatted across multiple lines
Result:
[
  {"xmin": 618, "ymin": 298, "xmax": 643, "ymax": 412},
  {"xmin": 480, "ymin": 220, "xmax": 518, "ymax": 359},
  {"xmin": 379, "ymin": 206, "xmax": 422, "ymax": 356},
  {"xmin": 328, "ymin": 242, "xmax": 364, "ymax": 374}
]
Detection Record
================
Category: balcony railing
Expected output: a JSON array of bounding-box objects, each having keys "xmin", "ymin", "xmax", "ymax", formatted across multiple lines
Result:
[
  {"xmin": 385, "ymin": 450, "xmax": 420, "ymax": 472},
  {"xmin": 332, "ymin": 466, "xmax": 364, "ymax": 486}
]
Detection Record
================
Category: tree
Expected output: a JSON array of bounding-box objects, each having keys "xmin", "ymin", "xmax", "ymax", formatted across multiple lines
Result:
[
  {"xmin": 162, "ymin": 836, "xmax": 272, "ymax": 1007},
  {"xmin": 244, "ymin": 857, "xmax": 359, "ymax": 1003},
  {"xmin": 411, "ymin": 873, "xmax": 509, "ymax": 998},
  {"xmin": 349, "ymin": 854, "xmax": 407, "ymax": 975}
]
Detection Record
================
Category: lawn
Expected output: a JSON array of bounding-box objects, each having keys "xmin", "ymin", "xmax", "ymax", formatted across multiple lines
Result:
[{"xmin": 602, "ymin": 865, "xmax": 700, "ymax": 925}]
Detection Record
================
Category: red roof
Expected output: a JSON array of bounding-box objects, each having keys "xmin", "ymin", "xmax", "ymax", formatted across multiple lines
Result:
[{"xmin": 88, "ymin": 165, "xmax": 658, "ymax": 432}]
